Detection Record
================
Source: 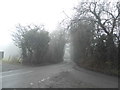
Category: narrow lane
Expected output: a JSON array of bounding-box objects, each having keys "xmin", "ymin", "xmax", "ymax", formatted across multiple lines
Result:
[
  {"xmin": 0, "ymin": 62, "xmax": 119, "ymax": 88},
  {"xmin": 1, "ymin": 63, "xmax": 71, "ymax": 88}
]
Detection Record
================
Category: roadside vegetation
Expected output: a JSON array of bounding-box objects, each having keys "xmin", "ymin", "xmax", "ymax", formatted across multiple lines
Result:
[
  {"xmin": 1, "ymin": 56, "xmax": 21, "ymax": 64},
  {"xmin": 12, "ymin": 24, "xmax": 67, "ymax": 65},
  {"xmin": 8, "ymin": 0, "xmax": 119, "ymax": 76},
  {"xmin": 68, "ymin": 1, "xmax": 120, "ymax": 76}
]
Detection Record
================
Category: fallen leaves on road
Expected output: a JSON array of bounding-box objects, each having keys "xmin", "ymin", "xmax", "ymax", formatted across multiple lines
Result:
[{"xmin": 39, "ymin": 71, "xmax": 96, "ymax": 88}]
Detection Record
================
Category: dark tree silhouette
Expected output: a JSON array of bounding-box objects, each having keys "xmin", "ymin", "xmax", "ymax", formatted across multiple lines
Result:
[
  {"xmin": 12, "ymin": 24, "xmax": 50, "ymax": 65},
  {"xmin": 68, "ymin": 1, "xmax": 120, "ymax": 75}
]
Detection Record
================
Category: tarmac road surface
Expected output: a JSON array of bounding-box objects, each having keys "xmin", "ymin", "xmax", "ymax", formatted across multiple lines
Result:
[{"xmin": 0, "ymin": 61, "xmax": 119, "ymax": 88}]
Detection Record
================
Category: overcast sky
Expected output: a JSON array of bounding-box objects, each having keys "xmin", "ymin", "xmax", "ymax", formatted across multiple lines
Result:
[
  {"xmin": 0, "ymin": 0, "xmax": 118, "ymax": 58},
  {"xmin": 0, "ymin": 0, "xmax": 80, "ymax": 52}
]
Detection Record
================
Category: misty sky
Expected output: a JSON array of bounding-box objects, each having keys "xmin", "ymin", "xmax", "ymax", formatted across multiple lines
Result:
[{"xmin": 0, "ymin": 0, "xmax": 80, "ymax": 57}]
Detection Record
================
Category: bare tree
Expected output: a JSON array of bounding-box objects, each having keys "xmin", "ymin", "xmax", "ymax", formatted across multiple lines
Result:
[
  {"xmin": 74, "ymin": 1, "xmax": 120, "ymax": 36},
  {"xmin": 68, "ymin": 1, "xmax": 120, "ymax": 75}
]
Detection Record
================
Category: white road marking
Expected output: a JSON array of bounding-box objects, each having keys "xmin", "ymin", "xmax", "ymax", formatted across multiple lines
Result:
[{"xmin": 0, "ymin": 71, "xmax": 32, "ymax": 78}]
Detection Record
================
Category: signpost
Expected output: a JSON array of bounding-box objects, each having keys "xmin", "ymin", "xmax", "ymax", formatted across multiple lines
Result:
[{"xmin": 0, "ymin": 51, "xmax": 4, "ymax": 59}]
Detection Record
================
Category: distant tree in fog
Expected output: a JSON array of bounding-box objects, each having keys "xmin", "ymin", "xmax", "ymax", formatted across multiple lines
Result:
[{"xmin": 46, "ymin": 28, "xmax": 67, "ymax": 63}]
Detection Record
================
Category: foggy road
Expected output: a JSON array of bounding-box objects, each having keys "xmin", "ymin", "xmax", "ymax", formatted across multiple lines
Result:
[
  {"xmin": 1, "ymin": 62, "xmax": 72, "ymax": 88},
  {"xmin": 0, "ymin": 62, "xmax": 119, "ymax": 88}
]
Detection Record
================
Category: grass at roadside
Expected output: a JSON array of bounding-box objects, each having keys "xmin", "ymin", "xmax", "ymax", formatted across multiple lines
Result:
[
  {"xmin": 74, "ymin": 59, "xmax": 119, "ymax": 77},
  {"xmin": 0, "ymin": 57, "xmax": 25, "ymax": 72},
  {"xmin": 1, "ymin": 56, "xmax": 21, "ymax": 65}
]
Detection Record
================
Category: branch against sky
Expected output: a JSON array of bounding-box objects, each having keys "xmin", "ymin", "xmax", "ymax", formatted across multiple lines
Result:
[{"xmin": 73, "ymin": 1, "xmax": 120, "ymax": 35}]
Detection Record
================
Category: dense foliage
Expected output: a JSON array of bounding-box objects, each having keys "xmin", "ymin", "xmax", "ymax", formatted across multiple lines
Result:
[
  {"xmin": 69, "ymin": 1, "xmax": 120, "ymax": 75},
  {"xmin": 13, "ymin": 24, "xmax": 66, "ymax": 65},
  {"xmin": 13, "ymin": 25, "xmax": 50, "ymax": 64}
]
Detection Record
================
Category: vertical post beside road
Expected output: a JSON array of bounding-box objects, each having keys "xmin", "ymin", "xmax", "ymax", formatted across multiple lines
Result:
[{"xmin": 0, "ymin": 51, "xmax": 4, "ymax": 59}]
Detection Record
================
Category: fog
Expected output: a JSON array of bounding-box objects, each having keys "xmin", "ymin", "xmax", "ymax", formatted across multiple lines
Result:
[
  {"xmin": 0, "ymin": 0, "xmax": 79, "ymax": 58},
  {"xmin": 64, "ymin": 43, "xmax": 71, "ymax": 61},
  {"xmin": 4, "ymin": 43, "xmax": 20, "ymax": 58}
]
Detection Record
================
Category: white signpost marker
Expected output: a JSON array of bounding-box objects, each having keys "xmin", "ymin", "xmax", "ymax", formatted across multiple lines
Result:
[{"xmin": 0, "ymin": 51, "xmax": 4, "ymax": 59}]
